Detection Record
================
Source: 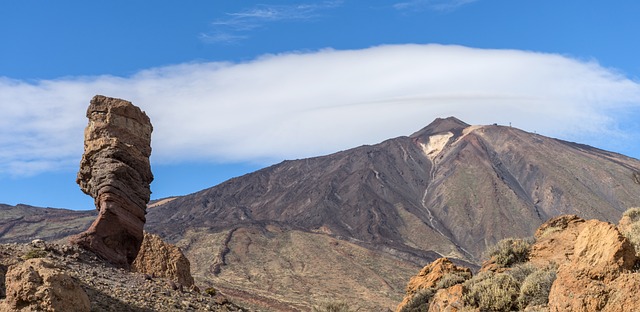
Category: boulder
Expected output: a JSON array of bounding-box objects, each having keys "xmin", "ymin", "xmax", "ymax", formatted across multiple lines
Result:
[
  {"xmin": 0, "ymin": 258, "xmax": 90, "ymax": 312},
  {"xmin": 547, "ymin": 219, "xmax": 637, "ymax": 312},
  {"xmin": 396, "ymin": 258, "xmax": 471, "ymax": 312},
  {"xmin": 428, "ymin": 284, "xmax": 464, "ymax": 312},
  {"xmin": 132, "ymin": 232, "xmax": 194, "ymax": 287},
  {"xmin": 602, "ymin": 273, "xmax": 640, "ymax": 312},
  {"xmin": 71, "ymin": 95, "xmax": 153, "ymax": 267},
  {"xmin": 529, "ymin": 215, "xmax": 586, "ymax": 267}
]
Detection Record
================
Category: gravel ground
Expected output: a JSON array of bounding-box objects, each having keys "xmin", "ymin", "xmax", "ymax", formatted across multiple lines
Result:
[{"xmin": 0, "ymin": 240, "xmax": 248, "ymax": 312}]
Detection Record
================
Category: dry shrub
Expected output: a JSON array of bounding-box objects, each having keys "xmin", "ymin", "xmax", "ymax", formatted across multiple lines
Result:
[
  {"xmin": 463, "ymin": 271, "xmax": 519, "ymax": 312},
  {"xmin": 435, "ymin": 271, "xmax": 472, "ymax": 290},
  {"xmin": 621, "ymin": 207, "xmax": 640, "ymax": 271},
  {"xmin": 517, "ymin": 265, "xmax": 557, "ymax": 310},
  {"xmin": 508, "ymin": 262, "xmax": 537, "ymax": 284},
  {"xmin": 312, "ymin": 302, "xmax": 357, "ymax": 312},
  {"xmin": 399, "ymin": 288, "xmax": 435, "ymax": 312},
  {"xmin": 485, "ymin": 238, "xmax": 532, "ymax": 267},
  {"xmin": 623, "ymin": 207, "xmax": 640, "ymax": 222}
]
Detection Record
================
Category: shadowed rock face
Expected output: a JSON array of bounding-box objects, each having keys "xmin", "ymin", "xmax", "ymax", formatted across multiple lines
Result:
[{"xmin": 71, "ymin": 95, "xmax": 153, "ymax": 267}]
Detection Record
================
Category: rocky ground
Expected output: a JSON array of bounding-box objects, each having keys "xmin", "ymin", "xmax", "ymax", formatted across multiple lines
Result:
[{"xmin": 0, "ymin": 240, "xmax": 247, "ymax": 312}]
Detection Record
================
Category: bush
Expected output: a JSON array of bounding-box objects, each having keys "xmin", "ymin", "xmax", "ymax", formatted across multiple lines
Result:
[
  {"xmin": 623, "ymin": 207, "xmax": 640, "ymax": 222},
  {"xmin": 399, "ymin": 288, "xmax": 435, "ymax": 312},
  {"xmin": 517, "ymin": 266, "xmax": 557, "ymax": 310},
  {"xmin": 621, "ymin": 208, "xmax": 640, "ymax": 270},
  {"xmin": 312, "ymin": 302, "xmax": 357, "ymax": 312},
  {"xmin": 485, "ymin": 238, "xmax": 532, "ymax": 267},
  {"xmin": 508, "ymin": 262, "xmax": 537, "ymax": 284},
  {"xmin": 435, "ymin": 271, "xmax": 472, "ymax": 289},
  {"xmin": 463, "ymin": 271, "xmax": 519, "ymax": 312},
  {"xmin": 22, "ymin": 248, "xmax": 47, "ymax": 260},
  {"xmin": 204, "ymin": 287, "xmax": 216, "ymax": 296}
]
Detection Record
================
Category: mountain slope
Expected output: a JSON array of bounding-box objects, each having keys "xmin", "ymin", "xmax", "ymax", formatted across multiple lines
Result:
[
  {"xmin": 2, "ymin": 117, "xmax": 639, "ymax": 311},
  {"xmin": 0, "ymin": 204, "xmax": 95, "ymax": 243},
  {"xmin": 143, "ymin": 117, "xmax": 640, "ymax": 310}
]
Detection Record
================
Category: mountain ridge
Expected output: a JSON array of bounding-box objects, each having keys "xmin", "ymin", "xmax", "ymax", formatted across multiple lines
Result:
[{"xmin": 2, "ymin": 117, "xmax": 640, "ymax": 310}]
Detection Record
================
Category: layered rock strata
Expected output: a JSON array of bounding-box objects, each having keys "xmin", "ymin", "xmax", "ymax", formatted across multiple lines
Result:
[{"xmin": 71, "ymin": 95, "xmax": 153, "ymax": 267}]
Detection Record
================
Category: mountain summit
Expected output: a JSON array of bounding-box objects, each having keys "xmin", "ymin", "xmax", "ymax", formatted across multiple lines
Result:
[
  {"xmin": 142, "ymin": 117, "xmax": 640, "ymax": 310},
  {"xmin": 409, "ymin": 116, "xmax": 470, "ymax": 139}
]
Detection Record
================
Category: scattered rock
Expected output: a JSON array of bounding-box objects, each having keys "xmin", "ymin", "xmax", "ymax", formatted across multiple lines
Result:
[
  {"xmin": 0, "ymin": 242, "xmax": 246, "ymax": 312},
  {"xmin": 132, "ymin": 232, "xmax": 195, "ymax": 287},
  {"xmin": 71, "ymin": 95, "xmax": 154, "ymax": 267},
  {"xmin": 0, "ymin": 258, "xmax": 90, "ymax": 312}
]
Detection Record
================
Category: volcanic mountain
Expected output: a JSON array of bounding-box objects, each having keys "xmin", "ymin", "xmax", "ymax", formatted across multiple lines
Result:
[
  {"xmin": 2, "ymin": 117, "xmax": 640, "ymax": 311},
  {"xmin": 140, "ymin": 117, "xmax": 640, "ymax": 310}
]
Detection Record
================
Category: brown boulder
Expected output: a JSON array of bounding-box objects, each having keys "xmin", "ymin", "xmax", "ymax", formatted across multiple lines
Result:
[
  {"xmin": 71, "ymin": 95, "xmax": 153, "ymax": 267},
  {"xmin": 428, "ymin": 284, "xmax": 464, "ymax": 312},
  {"xmin": 548, "ymin": 219, "xmax": 637, "ymax": 312},
  {"xmin": 603, "ymin": 273, "xmax": 640, "ymax": 312},
  {"xmin": 132, "ymin": 232, "xmax": 194, "ymax": 287},
  {"xmin": 396, "ymin": 258, "xmax": 471, "ymax": 312},
  {"xmin": 529, "ymin": 215, "xmax": 587, "ymax": 268},
  {"xmin": 0, "ymin": 258, "xmax": 90, "ymax": 312}
]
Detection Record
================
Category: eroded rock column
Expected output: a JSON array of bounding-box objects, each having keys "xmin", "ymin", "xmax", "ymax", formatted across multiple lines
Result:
[{"xmin": 71, "ymin": 95, "xmax": 153, "ymax": 267}]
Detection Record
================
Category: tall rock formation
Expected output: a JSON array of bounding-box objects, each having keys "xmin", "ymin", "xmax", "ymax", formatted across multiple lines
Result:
[{"xmin": 71, "ymin": 95, "xmax": 153, "ymax": 267}]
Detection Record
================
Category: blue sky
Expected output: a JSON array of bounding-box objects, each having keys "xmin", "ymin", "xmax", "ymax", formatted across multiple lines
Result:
[{"xmin": 1, "ymin": 1, "xmax": 640, "ymax": 210}]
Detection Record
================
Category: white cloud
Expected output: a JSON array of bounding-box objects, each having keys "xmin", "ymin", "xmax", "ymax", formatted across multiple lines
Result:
[
  {"xmin": 394, "ymin": 0, "xmax": 478, "ymax": 12},
  {"xmin": 1, "ymin": 44, "xmax": 640, "ymax": 176},
  {"xmin": 201, "ymin": 1, "xmax": 343, "ymax": 43}
]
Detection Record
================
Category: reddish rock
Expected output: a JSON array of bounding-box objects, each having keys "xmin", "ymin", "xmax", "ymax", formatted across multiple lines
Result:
[
  {"xmin": 603, "ymin": 273, "xmax": 640, "ymax": 312},
  {"xmin": 529, "ymin": 215, "xmax": 586, "ymax": 268},
  {"xmin": 132, "ymin": 232, "xmax": 195, "ymax": 287},
  {"xmin": 71, "ymin": 95, "xmax": 153, "ymax": 267},
  {"xmin": 428, "ymin": 284, "xmax": 464, "ymax": 312},
  {"xmin": 396, "ymin": 258, "xmax": 471, "ymax": 312},
  {"xmin": 548, "ymin": 219, "xmax": 637, "ymax": 312}
]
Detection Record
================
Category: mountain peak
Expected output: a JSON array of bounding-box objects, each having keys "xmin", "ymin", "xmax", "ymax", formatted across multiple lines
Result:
[{"xmin": 409, "ymin": 116, "xmax": 470, "ymax": 138}]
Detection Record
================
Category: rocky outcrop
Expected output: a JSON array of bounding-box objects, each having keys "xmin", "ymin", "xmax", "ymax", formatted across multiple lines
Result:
[
  {"xmin": 0, "ymin": 258, "xmax": 90, "ymax": 312},
  {"xmin": 547, "ymin": 219, "xmax": 638, "ymax": 312},
  {"xmin": 396, "ymin": 258, "xmax": 471, "ymax": 312},
  {"xmin": 132, "ymin": 232, "xmax": 194, "ymax": 287},
  {"xmin": 428, "ymin": 284, "xmax": 464, "ymax": 312},
  {"xmin": 397, "ymin": 214, "xmax": 640, "ymax": 312},
  {"xmin": 528, "ymin": 215, "xmax": 587, "ymax": 267},
  {"xmin": 71, "ymin": 95, "xmax": 153, "ymax": 267}
]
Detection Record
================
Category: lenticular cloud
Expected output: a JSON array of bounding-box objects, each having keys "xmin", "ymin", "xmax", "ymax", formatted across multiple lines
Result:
[{"xmin": 1, "ymin": 44, "xmax": 639, "ymax": 176}]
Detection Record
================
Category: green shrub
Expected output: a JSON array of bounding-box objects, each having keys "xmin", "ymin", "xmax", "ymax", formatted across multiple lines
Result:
[
  {"xmin": 399, "ymin": 288, "xmax": 435, "ymax": 312},
  {"xmin": 485, "ymin": 238, "xmax": 532, "ymax": 267},
  {"xmin": 435, "ymin": 271, "xmax": 472, "ymax": 289},
  {"xmin": 463, "ymin": 271, "xmax": 519, "ymax": 312},
  {"xmin": 517, "ymin": 266, "xmax": 557, "ymax": 310},
  {"xmin": 312, "ymin": 302, "xmax": 357, "ymax": 312},
  {"xmin": 204, "ymin": 287, "xmax": 216, "ymax": 296},
  {"xmin": 22, "ymin": 248, "xmax": 47, "ymax": 260}
]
